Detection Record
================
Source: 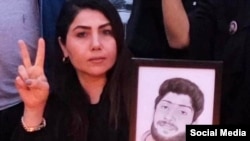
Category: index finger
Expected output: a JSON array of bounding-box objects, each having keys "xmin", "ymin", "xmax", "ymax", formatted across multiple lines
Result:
[
  {"xmin": 34, "ymin": 38, "xmax": 45, "ymax": 68},
  {"xmin": 18, "ymin": 40, "xmax": 32, "ymax": 68}
]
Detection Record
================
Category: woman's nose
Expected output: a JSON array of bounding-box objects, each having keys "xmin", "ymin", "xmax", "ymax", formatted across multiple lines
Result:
[{"xmin": 91, "ymin": 34, "xmax": 101, "ymax": 50}]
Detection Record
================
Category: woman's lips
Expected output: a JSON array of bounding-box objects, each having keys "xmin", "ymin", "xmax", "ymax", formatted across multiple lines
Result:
[{"xmin": 88, "ymin": 57, "xmax": 106, "ymax": 63}]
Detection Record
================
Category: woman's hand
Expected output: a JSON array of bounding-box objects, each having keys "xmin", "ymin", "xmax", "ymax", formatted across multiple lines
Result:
[{"xmin": 15, "ymin": 38, "xmax": 49, "ymax": 126}]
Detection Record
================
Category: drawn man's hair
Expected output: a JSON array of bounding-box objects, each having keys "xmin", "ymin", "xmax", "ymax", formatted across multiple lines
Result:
[{"xmin": 154, "ymin": 78, "xmax": 204, "ymax": 121}]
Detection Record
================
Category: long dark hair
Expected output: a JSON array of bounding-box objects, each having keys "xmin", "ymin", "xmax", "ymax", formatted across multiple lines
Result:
[{"xmin": 51, "ymin": 0, "xmax": 135, "ymax": 140}]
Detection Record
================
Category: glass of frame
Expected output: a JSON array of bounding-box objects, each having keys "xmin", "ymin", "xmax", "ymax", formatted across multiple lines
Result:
[{"xmin": 129, "ymin": 58, "xmax": 223, "ymax": 141}]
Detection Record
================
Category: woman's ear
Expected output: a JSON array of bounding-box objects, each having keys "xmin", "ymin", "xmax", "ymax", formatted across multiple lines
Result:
[{"xmin": 58, "ymin": 37, "xmax": 68, "ymax": 57}]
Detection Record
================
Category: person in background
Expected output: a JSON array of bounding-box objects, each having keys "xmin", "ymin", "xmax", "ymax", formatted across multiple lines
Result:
[
  {"xmin": 109, "ymin": 0, "xmax": 126, "ymax": 9},
  {"xmin": 0, "ymin": 0, "xmax": 64, "ymax": 141},
  {"xmin": 141, "ymin": 78, "xmax": 204, "ymax": 141},
  {"xmin": 0, "ymin": 1, "xmax": 65, "ymax": 140},
  {"xmin": 0, "ymin": 1, "xmax": 39, "ymax": 141},
  {"xmin": 126, "ymin": 0, "xmax": 201, "ymax": 59},
  {"xmin": 162, "ymin": 0, "xmax": 250, "ymax": 124},
  {"xmin": 41, "ymin": 0, "xmax": 66, "ymax": 90},
  {"xmin": 11, "ymin": 0, "xmax": 135, "ymax": 141}
]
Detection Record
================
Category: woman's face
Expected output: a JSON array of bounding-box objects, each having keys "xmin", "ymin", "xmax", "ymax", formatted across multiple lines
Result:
[{"xmin": 60, "ymin": 8, "xmax": 117, "ymax": 78}]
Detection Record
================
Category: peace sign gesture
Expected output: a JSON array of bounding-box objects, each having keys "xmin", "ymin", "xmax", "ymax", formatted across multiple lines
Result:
[{"xmin": 15, "ymin": 38, "xmax": 49, "ymax": 111}]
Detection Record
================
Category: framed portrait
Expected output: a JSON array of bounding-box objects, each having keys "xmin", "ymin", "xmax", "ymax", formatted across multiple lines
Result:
[{"xmin": 129, "ymin": 58, "xmax": 223, "ymax": 141}]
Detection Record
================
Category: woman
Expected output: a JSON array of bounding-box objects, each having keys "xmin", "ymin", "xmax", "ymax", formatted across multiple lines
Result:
[{"xmin": 12, "ymin": 0, "xmax": 135, "ymax": 140}]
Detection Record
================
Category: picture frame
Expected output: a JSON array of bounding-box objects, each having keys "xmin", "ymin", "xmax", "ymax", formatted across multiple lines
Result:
[{"xmin": 129, "ymin": 58, "xmax": 223, "ymax": 141}]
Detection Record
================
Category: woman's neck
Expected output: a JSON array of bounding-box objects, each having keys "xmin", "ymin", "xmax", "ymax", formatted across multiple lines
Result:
[{"xmin": 77, "ymin": 73, "xmax": 107, "ymax": 104}]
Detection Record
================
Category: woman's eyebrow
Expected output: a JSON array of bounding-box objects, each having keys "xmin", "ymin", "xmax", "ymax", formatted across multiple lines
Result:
[
  {"xmin": 99, "ymin": 22, "xmax": 111, "ymax": 29},
  {"xmin": 72, "ymin": 22, "xmax": 111, "ymax": 31},
  {"xmin": 73, "ymin": 25, "xmax": 90, "ymax": 31}
]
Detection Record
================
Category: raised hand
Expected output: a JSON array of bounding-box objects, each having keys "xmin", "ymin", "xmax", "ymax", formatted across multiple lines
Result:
[{"xmin": 15, "ymin": 38, "xmax": 49, "ymax": 112}]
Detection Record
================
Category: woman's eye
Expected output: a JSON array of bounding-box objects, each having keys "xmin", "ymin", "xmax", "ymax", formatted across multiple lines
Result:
[
  {"xmin": 77, "ymin": 32, "xmax": 86, "ymax": 37},
  {"xmin": 103, "ymin": 30, "xmax": 113, "ymax": 35}
]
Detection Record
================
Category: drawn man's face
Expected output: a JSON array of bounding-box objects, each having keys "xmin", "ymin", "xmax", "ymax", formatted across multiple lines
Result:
[{"xmin": 152, "ymin": 92, "xmax": 194, "ymax": 141}]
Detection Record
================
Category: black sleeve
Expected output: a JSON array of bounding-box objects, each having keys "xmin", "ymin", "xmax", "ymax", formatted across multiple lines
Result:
[{"xmin": 11, "ymin": 94, "xmax": 70, "ymax": 141}]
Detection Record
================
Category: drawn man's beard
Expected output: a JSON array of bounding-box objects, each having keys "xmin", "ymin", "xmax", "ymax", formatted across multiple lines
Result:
[{"xmin": 151, "ymin": 122, "xmax": 186, "ymax": 141}]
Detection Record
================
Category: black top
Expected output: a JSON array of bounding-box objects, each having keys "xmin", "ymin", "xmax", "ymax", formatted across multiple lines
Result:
[
  {"xmin": 11, "ymin": 89, "xmax": 129, "ymax": 141},
  {"xmin": 87, "ymin": 93, "xmax": 128, "ymax": 141}
]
